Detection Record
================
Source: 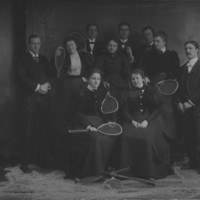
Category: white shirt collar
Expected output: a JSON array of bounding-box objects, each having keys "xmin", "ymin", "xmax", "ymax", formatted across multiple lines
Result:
[
  {"xmin": 120, "ymin": 38, "xmax": 128, "ymax": 43},
  {"xmin": 160, "ymin": 47, "xmax": 166, "ymax": 53},
  {"xmin": 29, "ymin": 50, "xmax": 39, "ymax": 57},
  {"xmin": 88, "ymin": 38, "xmax": 96, "ymax": 43},
  {"xmin": 87, "ymin": 84, "xmax": 97, "ymax": 91},
  {"xmin": 188, "ymin": 57, "xmax": 198, "ymax": 67}
]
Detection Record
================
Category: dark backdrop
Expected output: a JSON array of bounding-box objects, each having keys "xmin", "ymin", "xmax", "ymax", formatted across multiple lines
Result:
[{"xmin": 1, "ymin": 0, "xmax": 199, "ymax": 159}]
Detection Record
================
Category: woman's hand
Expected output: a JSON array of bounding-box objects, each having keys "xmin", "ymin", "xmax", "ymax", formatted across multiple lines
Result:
[
  {"xmin": 138, "ymin": 120, "xmax": 148, "ymax": 128},
  {"xmin": 86, "ymin": 125, "xmax": 97, "ymax": 132},
  {"xmin": 131, "ymin": 120, "xmax": 139, "ymax": 128}
]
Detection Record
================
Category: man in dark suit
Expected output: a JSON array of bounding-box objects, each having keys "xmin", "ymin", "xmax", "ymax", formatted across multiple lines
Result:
[
  {"xmin": 85, "ymin": 23, "xmax": 104, "ymax": 60},
  {"xmin": 118, "ymin": 22, "xmax": 136, "ymax": 68},
  {"xmin": 137, "ymin": 26, "xmax": 156, "ymax": 63},
  {"xmin": 18, "ymin": 34, "xmax": 54, "ymax": 172},
  {"xmin": 177, "ymin": 40, "xmax": 200, "ymax": 172}
]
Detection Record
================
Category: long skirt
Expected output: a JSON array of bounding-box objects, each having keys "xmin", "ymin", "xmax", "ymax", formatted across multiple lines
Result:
[
  {"xmin": 67, "ymin": 116, "xmax": 116, "ymax": 178},
  {"xmin": 121, "ymin": 119, "xmax": 173, "ymax": 179}
]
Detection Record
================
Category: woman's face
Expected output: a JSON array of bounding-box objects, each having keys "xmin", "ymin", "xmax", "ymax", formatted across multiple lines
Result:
[
  {"xmin": 107, "ymin": 40, "xmax": 118, "ymax": 54},
  {"xmin": 131, "ymin": 73, "xmax": 144, "ymax": 88},
  {"xmin": 88, "ymin": 73, "xmax": 101, "ymax": 89},
  {"xmin": 154, "ymin": 36, "xmax": 166, "ymax": 50},
  {"xmin": 66, "ymin": 40, "xmax": 77, "ymax": 54}
]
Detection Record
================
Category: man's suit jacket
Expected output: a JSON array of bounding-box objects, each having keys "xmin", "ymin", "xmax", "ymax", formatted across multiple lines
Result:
[
  {"xmin": 85, "ymin": 39, "xmax": 104, "ymax": 59},
  {"xmin": 18, "ymin": 52, "xmax": 52, "ymax": 96},
  {"xmin": 178, "ymin": 59, "xmax": 200, "ymax": 107}
]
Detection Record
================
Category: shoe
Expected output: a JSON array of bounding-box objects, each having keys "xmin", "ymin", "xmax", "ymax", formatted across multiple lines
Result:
[{"xmin": 180, "ymin": 161, "xmax": 197, "ymax": 170}]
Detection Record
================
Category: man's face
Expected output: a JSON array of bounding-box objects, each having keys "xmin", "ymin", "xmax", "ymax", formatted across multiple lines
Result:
[
  {"xmin": 87, "ymin": 25, "xmax": 98, "ymax": 39},
  {"xmin": 185, "ymin": 43, "xmax": 199, "ymax": 60},
  {"xmin": 119, "ymin": 25, "xmax": 130, "ymax": 39},
  {"xmin": 29, "ymin": 37, "xmax": 41, "ymax": 55},
  {"xmin": 143, "ymin": 29, "xmax": 154, "ymax": 44},
  {"xmin": 107, "ymin": 40, "xmax": 118, "ymax": 54},
  {"xmin": 154, "ymin": 36, "xmax": 166, "ymax": 50}
]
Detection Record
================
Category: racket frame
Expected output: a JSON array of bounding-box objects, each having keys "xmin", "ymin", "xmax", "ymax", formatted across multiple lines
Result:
[
  {"xmin": 54, "ymin": 46, "xmax": 65, "ymax": 78},
  {"xmin": 101, "ymin": 91, "xmax": 119, "ymax": 114},
  {"xmin": 155, "ymin": 79, "xmax": 179, "ymax": 95},
  {"xmin": 68, "ymin": 122, "xmax": 122, "ymax": 136}
]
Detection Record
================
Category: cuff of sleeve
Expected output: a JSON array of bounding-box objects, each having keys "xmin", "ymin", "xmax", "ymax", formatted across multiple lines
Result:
[
  {"xmin": 35, "ymin": 84, "xmax": 40, "ymax": 92},
  {"xmin": 188, "ymin": 99, "xmax": 196, "ymax": 106}
]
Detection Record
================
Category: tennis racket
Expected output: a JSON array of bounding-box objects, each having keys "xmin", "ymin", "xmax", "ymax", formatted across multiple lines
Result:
[
  {"xmin": 103, "ymin": 177, "xmax": 122, "ymax": 189},
  {"xmin": 68, "ymin": 122, "xmax": 122, "ymax": 136},
  {"xmin": 155, "ymin": 79, "xmax": 179, "ymax": 96},
  {"xmin": 54, "ymin": 46, "xmax": 65, "ymax": 78},
  {"xmin": 101, "ymin": 83, "xmax": 119, "ymax": 114},
  {"xmin": 67, "ymin": 32, "xmax": 86, "ymax": 52}
]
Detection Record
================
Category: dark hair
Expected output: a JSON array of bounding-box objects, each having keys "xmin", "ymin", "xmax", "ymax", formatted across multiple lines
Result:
[
  {"xmin": 184, "ymin": 40, "xmax": 199, "ymax": 49},
  {"xmin": 64, "ymin": 36, "xmax": 77, "ymax": 46},
  {"xmin": 154, "ymin": 31, "xmax": 167, "ymax": 42},
  {"xmin": 118, "ymin": 22, "xmax": 131, "ymax": 30},
  {"xmin": 142, "ymin": 26, "xmax": 155, "ymax": 35},
  {"xmin": 86, "ymin": 23, "xmax": 99, "ymax": 32},
  {"xmin": 106, "ymin": 37, "xmax": 119, "ymax": 45},
  {"xmin": 86, "ymin": 68, "xmax": 102, "ymax": 79},
  {"xmin": 28, "ymin": 34, "xmax": 40, "ymax": 44},
  {"xmin": 131, "ymin": 69, "xmax": 145, "ymax": 78}
]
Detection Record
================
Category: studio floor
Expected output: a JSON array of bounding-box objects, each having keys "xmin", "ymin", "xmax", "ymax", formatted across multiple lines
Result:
[{"xmin": 0, "ymin": 165, "xmax": 200, "ymax": 200}]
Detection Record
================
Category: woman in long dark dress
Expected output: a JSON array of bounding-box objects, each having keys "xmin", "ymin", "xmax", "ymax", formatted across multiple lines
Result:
[
  {"xmin": 121, "ymin": 69, "xmax": 173, "ymax": 179},
  {"xmin": 67, "ymin": 69, "xmax": 116, "ymax": 178}
]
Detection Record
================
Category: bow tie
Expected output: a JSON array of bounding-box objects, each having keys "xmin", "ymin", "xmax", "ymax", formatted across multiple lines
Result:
[
  {"xmin": 89, "ymin": 41, "xmax": 95, "ymax": 44},
  {"xmin": 120, "ymin": 41, "xmax": 127, "ymax": 45},
  {"xmin": 33, "ymin": 56, "xmax": 39, "ymax": 62}
]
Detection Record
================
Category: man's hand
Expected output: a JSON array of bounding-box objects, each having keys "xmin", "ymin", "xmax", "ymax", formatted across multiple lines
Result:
[
  {"xmin": 126, "ymin": 46, "xmax": 135, "ymax": 63},
  {"xmin": 38, "ymin": 82, "xmax": 50, "ymax": 94},
  {"xmin": 138, "ymin": 120, "xmax": 148, "ymax": 128},
  {"xmin": 143, "ymin": 77, "xmax": 150, "ymax": 85},
  {"xmin": 177, "ymin": 102, "xmax": 185, "ymax": 113},
  {"xmin": 183, "ymin": 102, "xmax": 192, "ymax": 110}
]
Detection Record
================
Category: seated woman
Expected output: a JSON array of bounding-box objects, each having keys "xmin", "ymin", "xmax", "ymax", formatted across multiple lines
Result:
[
  {"xmin": 58, "ymin": 36, "xmax": 93, "ymax": 129},
  {"xmin": 94, "ymin": 37, "xmax": 131, "ymax": 102},
  {"xmin": 121, "ymin": 69, "xmax": 173, "ymax": 179},
  {"xmin": 67, "ymin": 69, "xmax": 116, "ymax": 178}
]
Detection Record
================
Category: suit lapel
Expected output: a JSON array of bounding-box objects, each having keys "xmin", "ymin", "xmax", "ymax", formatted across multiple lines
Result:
[{"xmin": 189, "ymin": 59, "xmax": 200, "ymax": 74}]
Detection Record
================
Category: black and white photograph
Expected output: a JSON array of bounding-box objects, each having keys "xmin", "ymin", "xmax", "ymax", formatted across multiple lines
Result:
[{"xmin": 0, "ymin": 0, "xmax": 200, "ymax": 199}]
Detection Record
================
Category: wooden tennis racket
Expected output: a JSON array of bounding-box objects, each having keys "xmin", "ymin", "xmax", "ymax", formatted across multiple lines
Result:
[
  {"xmin": 54, "ymin": 46, "xmax": 65, "ymax": 78},
  {"xmin": 101, "ymin": 83, "xmax": 119, "ymax": 114},
  {"xmin": 155, "ymin": 79, "xmax": 179, "ymax": 95},
  {"xmin": 68, "ymin": 122, "xmax": 122, "ymax": 136},
  {"xmin": 67, "ymin": 31, "xmax": 86, "ymax": 52}
]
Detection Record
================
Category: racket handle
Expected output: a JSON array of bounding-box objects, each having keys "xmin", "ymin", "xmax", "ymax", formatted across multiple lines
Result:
[{"xmin": 68, "ymin": 129, "xmax": 88, "ymax": 134}]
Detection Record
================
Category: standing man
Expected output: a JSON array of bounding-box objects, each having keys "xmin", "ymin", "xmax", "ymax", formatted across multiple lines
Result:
[
  {"xmin": 18, "ymin": 34, "xmax": 54, "ymax": 172},
  {"xmin": 118, "ymin": 22, "xmax": 135, "ymax": 67},
  {"xmin": 138, "ymin": 26, "xmax": 156, "ymax": 63},
  {"xmin": 177, "ymin": 41, "xmax": 200, "ymax": 173},
  {"xmin": 85, "ymin": 23, "xmax": 104, "ymax": 60}
]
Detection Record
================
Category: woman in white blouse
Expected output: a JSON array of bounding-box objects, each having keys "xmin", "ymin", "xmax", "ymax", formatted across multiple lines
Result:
[{"xmin": 58, "ymin": 37, "xmax": 94, "ymax": 129}]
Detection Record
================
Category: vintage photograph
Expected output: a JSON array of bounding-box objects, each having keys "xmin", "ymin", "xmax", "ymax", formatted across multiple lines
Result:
[{"xmin": 0, "ymin": 0, "xmax": 200, "ymax": 199}]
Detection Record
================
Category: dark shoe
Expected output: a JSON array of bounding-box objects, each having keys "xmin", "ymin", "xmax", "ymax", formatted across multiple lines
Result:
[{"xmin": 180, "ymin": 161, "xmax": 197, "ymax": 170}]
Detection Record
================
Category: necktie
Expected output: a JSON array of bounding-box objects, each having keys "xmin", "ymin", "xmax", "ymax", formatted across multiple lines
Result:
[{"xmin": 186, "ymin": 62, "xmax": 193, "ymax": 73}]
